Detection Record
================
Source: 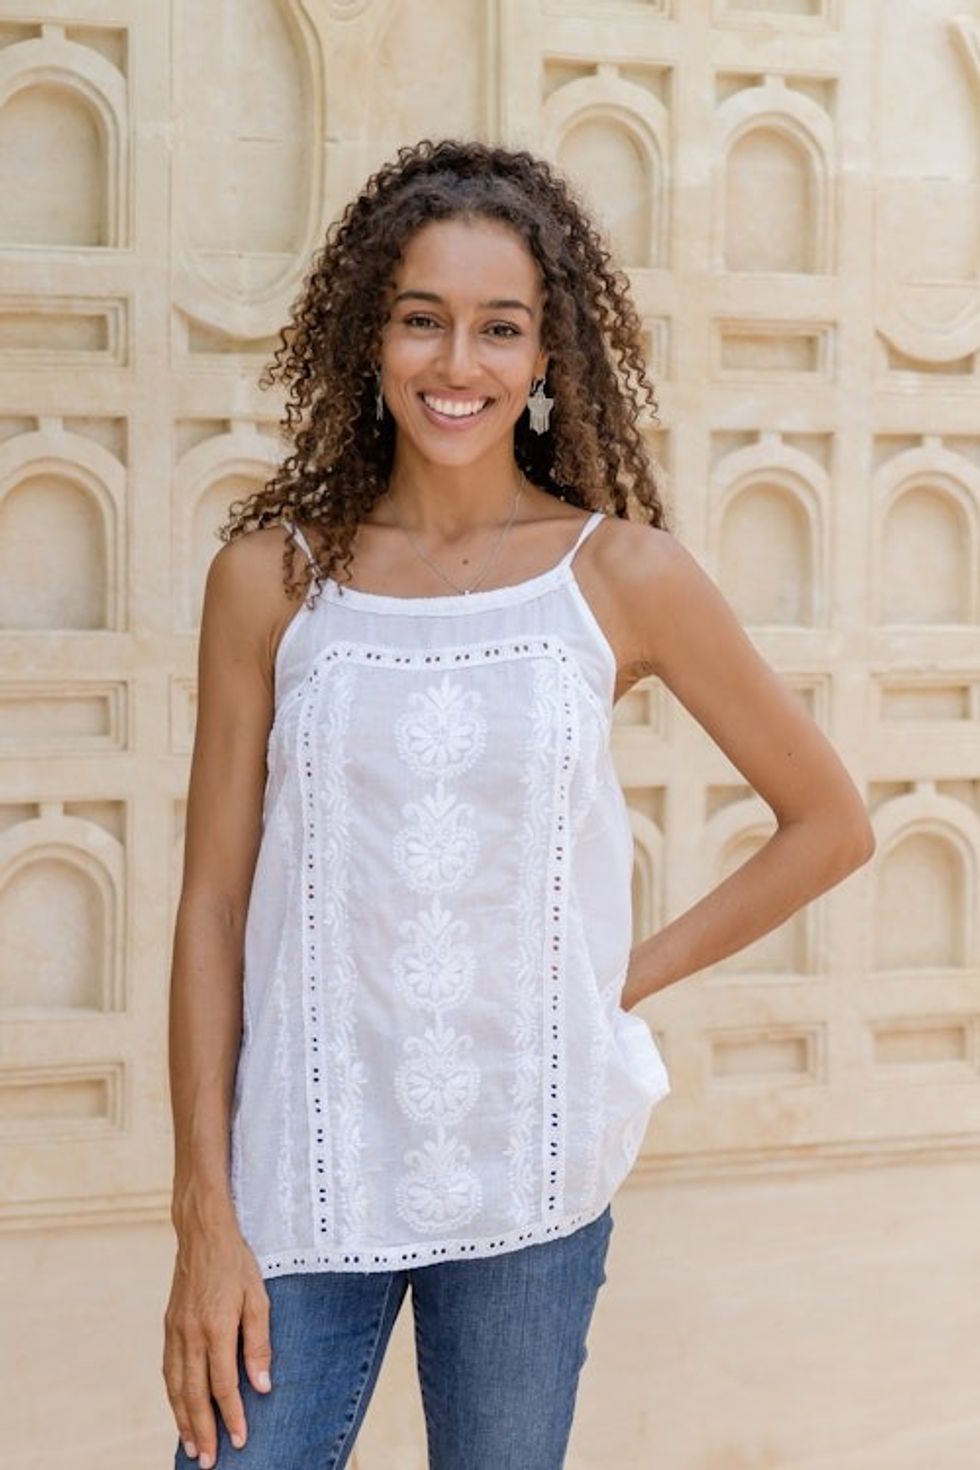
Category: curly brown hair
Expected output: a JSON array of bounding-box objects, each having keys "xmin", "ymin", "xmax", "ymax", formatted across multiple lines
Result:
[{"xmin": 219, "ymin": 136, "xmax": 672, "ymax": 603}]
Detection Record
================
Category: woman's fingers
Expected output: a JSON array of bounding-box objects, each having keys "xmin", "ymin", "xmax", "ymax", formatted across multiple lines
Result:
[
  {"xmin": 162, "ymin": 1322, "xmax": 197, "ymax": 1457},
  {"xmin": 241, "ymin": 1281, "xmax": 273, "ymax": 1395},
  {"xmin": 181, "ymin": 1330, "xmax": 219, "ymax": 1466},
  {"xmin": 163, "ymin": 1318, "xmax": 236, "ymax": 1468},
  {"xmin": 208, "ymin": 1325, "xmax": 250, "ymax": 1455}
]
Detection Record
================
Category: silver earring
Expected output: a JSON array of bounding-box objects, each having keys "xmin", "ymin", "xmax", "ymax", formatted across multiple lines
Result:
[
  {"xmin": 527, "ymin": 375, "xmax": 553, "ymax": 434},
  {"xmin": 375, "ymin": 370, "xmax": 385, "ymax": 421}
]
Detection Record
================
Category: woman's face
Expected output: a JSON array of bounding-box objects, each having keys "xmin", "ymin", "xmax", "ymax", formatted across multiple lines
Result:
[{"xmin": 378, "ymin": 216, "xmax": 549, "ymax": 466}]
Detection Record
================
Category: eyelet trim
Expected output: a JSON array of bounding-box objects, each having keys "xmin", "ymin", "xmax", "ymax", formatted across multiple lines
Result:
[
  {"xmin": 298, "ymin": 658, "xmax": 370, "ymax": 1243},
  {"xmin": 274, "ymin": 633, "xmax": 610, "ymax": 739},
  {"xmin": 252, "ymin": 1196, "xmax": 613, "ymax": 1278}
]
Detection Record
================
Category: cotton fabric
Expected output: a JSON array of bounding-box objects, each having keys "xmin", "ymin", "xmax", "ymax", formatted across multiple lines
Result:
[{"xmin": 229, "ymin": 510, "xmax": 670, "ymax": 1279}]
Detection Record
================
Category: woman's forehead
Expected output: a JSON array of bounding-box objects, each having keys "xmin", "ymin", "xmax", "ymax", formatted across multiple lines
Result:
[{"xmin": 394, "ymin": 217, "xmax": 541, "ymax": 291}]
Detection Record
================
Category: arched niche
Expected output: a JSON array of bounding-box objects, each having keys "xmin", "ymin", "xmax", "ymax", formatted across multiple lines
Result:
[
  {"xmin": 173, "ymin": 0, "xmax": 325, "ymax": 337},
  {"xmin": 882, "ymin": 488, "xmax": 970, "ymax": 625},
  {"xmin": 173, "ymin": 426, "xmax": 283, "ymax": 629},
  {"xmin": 725, "ymin": 125, "xmax": 815, "ymax": 273},
  {"xmin": 869, "ymin": 790, "xmax": 978, "ymax": 973},
  {"xmin": 875, "ymin": 831, "xmax": 966, "ymax": 971},
  {"xmin": 0, "ymin": 85, "xmax": 104, "ymax": 246},
  {"xmin": 542, "ymin": 73, "xmax": 669, "ymax": 269},
  {"xmin": 0, "ymin": 428, "xmax": 125, "ymax": 632},
  {"xmin": 706, "ymin": 797, "xmax": 815, "ymax": 977},
  {"xmin": 873, "ymin": 447, "xmax": 980, "ymax": 626},
  {"xmin": 710, "ymin": 438, "xmax": 828, "ymax": 628},
  {"xmin": 714, "ymin": 80, "xmax": 833, "ymax": 274},
  {"xmin": 0, "ymin": 34, "xmax": 128, "ymax": 248},
  {"xmin": 0, "ymin": 815, "xmax": 124, "ymax": 1012},
  {"xmin": 720, "ymin": 482, "xmax": 814, "ymax": 626},
  {"xmin": 628, "ymin": 808, "xmax": 663, "ymax": 943},
  {"xmin": 559, "ymin": 118, "xmax": 652, "ymax": 268}
]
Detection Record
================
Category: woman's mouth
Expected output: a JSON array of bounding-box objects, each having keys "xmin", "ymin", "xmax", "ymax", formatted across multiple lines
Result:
[{"xmin": 418, "ymin": 392, "xmax": 494, "ymax": 429}]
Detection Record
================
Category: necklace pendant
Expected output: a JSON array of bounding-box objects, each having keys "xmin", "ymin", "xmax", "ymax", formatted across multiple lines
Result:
[{"xmin": 390, "ymin": 469, "xmax": 526, "ymax": 599}]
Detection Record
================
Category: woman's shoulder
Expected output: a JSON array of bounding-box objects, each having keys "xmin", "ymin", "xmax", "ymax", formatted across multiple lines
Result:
[
  {"xmin": 205, "ymin": 525, "xmax": 315, "ymax": 665},
  {"xmin": 589, "ymin": 510, "xmax": 677, "ymax": 579},
  {"xmin": 213, "ymin": 520, "xmax": 317, "ymax": 575}
]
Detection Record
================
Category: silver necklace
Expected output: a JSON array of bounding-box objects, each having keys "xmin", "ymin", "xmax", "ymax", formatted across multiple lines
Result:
[{"xmin": 388, "ymin": 471, "xmax": 527, "ymax": 595}]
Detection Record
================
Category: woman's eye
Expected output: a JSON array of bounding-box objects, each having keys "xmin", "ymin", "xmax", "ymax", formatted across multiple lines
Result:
[{"xmin": 403, "ymin": 314, "xmax": 520, "ymax": 338}]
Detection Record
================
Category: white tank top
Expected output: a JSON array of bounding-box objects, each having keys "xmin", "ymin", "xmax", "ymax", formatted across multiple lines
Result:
[{"xmin": 229, "ymin": 509, "xmax": 671, "ymax": 1278}]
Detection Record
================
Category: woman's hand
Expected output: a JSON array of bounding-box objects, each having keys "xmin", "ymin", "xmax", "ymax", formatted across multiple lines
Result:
[
  {"xmin": 163, "ymin": 1219, "xmax": 273, "ymax": 1467},
  {"xmin": 619, "ymin": 945, "xmax": 660, "ymax": 1013}
]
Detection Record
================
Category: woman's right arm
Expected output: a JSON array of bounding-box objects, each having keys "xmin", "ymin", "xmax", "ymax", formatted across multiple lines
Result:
[{"xmin": 163, "ymin": 530, "xmax": 293, "ymax": 1467}]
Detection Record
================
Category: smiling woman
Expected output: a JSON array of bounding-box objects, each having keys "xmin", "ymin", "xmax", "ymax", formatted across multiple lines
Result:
[
  {"xmin": 216, "ymin": 136, "xmax": 670, "ymax": 596},
  {"xmin": 164, "ymin": 137, "xmax": 874, "ymax": 1470},
  {"xmin": 378, "ymin": 217, "xmax": 552, "ymax": 465}
]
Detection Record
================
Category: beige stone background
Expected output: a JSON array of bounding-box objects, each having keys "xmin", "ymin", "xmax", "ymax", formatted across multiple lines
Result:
[{"xmin": 2, "ymin": 0, "xmax": 980, "ymax": 1465}]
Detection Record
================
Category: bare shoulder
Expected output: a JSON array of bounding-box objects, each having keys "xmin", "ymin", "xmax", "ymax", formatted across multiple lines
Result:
[
  {"xmin": 589, "ymin": 515, "xmax": 686, "ymax": 676},
  {"xmin": 594, "ymin": 514, "xmax": 771, "ymax": 678},
  {"xmin": 207, "ymin": 520, "xmax": 302, "ymax": 587},
  {"xmin": 203, "ymin": 523, "xmax": 310, "ymax": 677},
  {"xmin": 591, "ymin": 515, "xmax": 875, "ymax": 847},
  {"xmin": 592, "ymin": 514, "xmax": 680, "ymax": 580}
]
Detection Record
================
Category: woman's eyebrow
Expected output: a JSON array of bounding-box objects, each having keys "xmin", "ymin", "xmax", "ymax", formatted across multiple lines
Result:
[{"xmin": 393, "ymin": 289, "xmax": 533, "ymax": 317}]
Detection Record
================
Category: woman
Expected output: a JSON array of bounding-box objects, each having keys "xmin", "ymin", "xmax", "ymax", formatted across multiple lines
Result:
[{"xmin": 164, "ymin": 138, "xmax": 875, "ymax": 1469}]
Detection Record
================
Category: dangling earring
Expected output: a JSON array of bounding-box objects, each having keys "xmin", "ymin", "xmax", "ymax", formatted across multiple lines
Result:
[
  {"xmin": 375, "ymin": 370, "xmax": 385, "ymax": 422},
  {"xmin": 527, "ymin": 375, "xmax": 553, "ymax": 434}
]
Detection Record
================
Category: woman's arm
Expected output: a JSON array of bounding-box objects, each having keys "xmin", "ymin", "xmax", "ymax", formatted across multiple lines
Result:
[
  {"xmin": 169, "ymin": 533, "xmax": 277, "ymax": 1230},
  {"xmin": 612, "ymin": 528, "xmax": 876, "ymax": 1008},
  {"xmin": 165, "ymin": 528, "xmax": 296, "ymax": 1465}
]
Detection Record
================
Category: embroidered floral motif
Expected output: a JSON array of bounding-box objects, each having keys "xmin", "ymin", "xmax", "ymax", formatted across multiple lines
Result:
[
  {"xmin": 392, "ymin": 674, "xmax": 485, "ymax": 1234},
  {"xmin": 392, "ymin": 787, "xmax": 480, "ymax": 893},
  {"xmin": 394, "ymin": 674, "xmax": 486, "ymax": 779},
  {"xmin": 394, "ymin": 1025, "xmax": 481, "ymax": 1125},
  {"xmin": 395, "ymin": 1135, "xmax": 483, "ymax": 1233},
  {"xmin": 392, "ymin": 896, "xmax": 475, "ymax": 1010}
]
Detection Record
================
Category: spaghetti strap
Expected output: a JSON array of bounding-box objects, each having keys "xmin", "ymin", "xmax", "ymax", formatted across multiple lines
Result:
[
  {"xmin": 284, "ymin": 517, "xmax": 319, "ymax": 573},
  {"xmin": 559, "ymin": 510, "xmax": 605, "ymax": 568}
]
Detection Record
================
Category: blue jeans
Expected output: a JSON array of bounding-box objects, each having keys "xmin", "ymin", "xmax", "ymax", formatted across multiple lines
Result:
[{"xmin": 174, "ymin": 1203, "xmax": 614, "ymax": 1469}]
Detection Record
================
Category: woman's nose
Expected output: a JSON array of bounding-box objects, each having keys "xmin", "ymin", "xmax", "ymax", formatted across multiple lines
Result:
[{"xmin": 440, "ymin": 327, "xmax": 480, "ymax": 380}]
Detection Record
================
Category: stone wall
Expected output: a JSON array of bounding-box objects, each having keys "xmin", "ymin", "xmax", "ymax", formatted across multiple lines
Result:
[{"xmin": 2, "ymin": 1, "xmax": 979, "ymax": 1465}]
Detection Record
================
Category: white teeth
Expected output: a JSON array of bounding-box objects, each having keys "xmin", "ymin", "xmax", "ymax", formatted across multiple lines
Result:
[{"xmin": 422, "ymin": 395, "xmax": 488, "ymax": 418}]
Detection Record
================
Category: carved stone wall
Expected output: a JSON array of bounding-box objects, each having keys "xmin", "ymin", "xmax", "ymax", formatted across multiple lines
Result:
[{"xmin": 2, "ymin": 2, "xmax": 979, "ymax": 1466}]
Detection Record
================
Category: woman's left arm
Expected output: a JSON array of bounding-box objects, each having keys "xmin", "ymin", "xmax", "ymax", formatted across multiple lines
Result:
[{"xmin": 615, "ymin": 527, "xmax": 876, "ymax": 1010}]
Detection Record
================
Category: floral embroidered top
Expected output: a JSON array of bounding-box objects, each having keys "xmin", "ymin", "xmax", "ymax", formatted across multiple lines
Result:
[{"xmin": 229, "ymin": 509, "xmax": 671, "ymax": 1279}]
